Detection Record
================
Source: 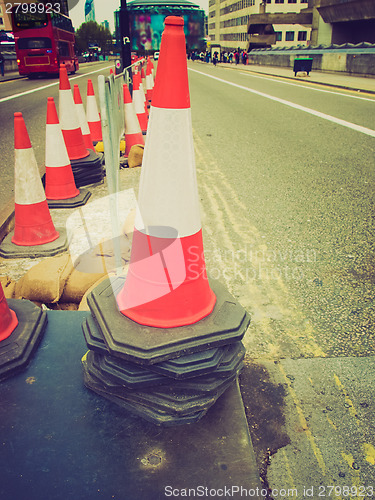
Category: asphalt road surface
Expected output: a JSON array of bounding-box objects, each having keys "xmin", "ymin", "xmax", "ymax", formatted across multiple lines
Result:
[
  {"xmin": 1, "ymin": 59, "xmax": 375, "ymax": 496},
  {"xmin": 187, "ymin": 62, "xmax": 375, "ymax": 497}
]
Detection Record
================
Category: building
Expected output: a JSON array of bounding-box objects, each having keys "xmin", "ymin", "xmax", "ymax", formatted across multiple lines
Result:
[
  {"xmin": 208, "ymin": 0, "xmax": 375, "ymax": 53},
  {"xmin": 0, "ymin": 1, "xmax": 12, "ymax": 31},
  {"xmin": 101, "ymin": 20, "xmax": 110, "ymax": 31},
  {"xmin": 85, "ymin": 0, "xmax": 96, "ymax": 23},
  {"xmin": 115, "ymin": 0, "xmax": 206, "ymax": 54}
]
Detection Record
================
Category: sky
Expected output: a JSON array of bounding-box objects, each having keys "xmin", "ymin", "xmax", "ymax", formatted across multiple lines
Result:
[{"xmin": 68, "ymin": 0, "xmax": 209, "ymax": 33}]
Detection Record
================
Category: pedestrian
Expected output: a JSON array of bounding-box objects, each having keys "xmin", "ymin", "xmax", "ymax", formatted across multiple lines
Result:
[
  {"xmin": 0, "ymin": 52, "xmax": 5, "ymax": 77},
  {"xmin": 213, "ymin": 51, "xmax": 218, "ymax": 66}
]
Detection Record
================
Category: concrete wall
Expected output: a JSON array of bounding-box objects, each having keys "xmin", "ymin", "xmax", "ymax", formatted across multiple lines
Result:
[{"xmin": 248, "ymin": 51, "xmax": 375, "ymax": 76}]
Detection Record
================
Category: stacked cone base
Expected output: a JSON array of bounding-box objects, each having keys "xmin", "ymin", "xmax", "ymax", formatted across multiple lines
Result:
[
  {"xmin": 0, "ymin": 227, "xmax": 68, "ymax": 259},
  {"xmin": 0, "ymin": 299, "xmax": 47, "ymax": 381},
  {"xmin": 81, "ymin": 277, "xmax": 250, "ymax": 426},
  {"xmin": 47, "ymin": 188, "xmax": 92, "ymax": 209},
  {"xmin": 70, "ymin": 150, "xmax": 104, "ymax": 188}
]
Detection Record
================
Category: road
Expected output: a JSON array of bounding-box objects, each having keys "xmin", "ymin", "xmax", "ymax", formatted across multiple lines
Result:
[
  {"xmin": 1, "ymin": 60, "xmax": 375, "ymax": 496},
  {"xmin": 187, "ymin": 63, "xmax": 375, "ymax": 497}
]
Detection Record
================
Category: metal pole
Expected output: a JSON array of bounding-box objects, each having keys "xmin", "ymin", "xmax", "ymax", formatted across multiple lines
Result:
[{"xmin": 119, "ymin": 0, "xmax": 132, "ymax": 83}]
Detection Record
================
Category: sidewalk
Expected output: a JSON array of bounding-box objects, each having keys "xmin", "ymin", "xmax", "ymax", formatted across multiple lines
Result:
[
  {"xmin": 196, "ymin": 60, "xmax": 375, "ymax": 94},
  {"xmin": 0, "ymin": 69, "xmax": 25, "ymax": 82}
]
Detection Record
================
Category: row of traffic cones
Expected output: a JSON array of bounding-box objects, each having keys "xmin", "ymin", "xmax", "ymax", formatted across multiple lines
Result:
[{"xmin": 0, "ymin": 64, "xmax": 105, "ymax": 258}]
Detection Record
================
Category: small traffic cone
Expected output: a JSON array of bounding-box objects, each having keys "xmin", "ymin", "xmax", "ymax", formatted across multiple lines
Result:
[
  {"xmin": 145, "ymin": 58, "xmax": 154, "ymax": 103},
  {"xmin": 0, "ymin": 282, "xmax": 47, "ymax": 381},
  {"xmin": 141, "ymin": 65, "xmax": 147, "ymax": 94},
  {"xmin": 59, "ymin": 64, "xmax": 89, "ymax": 161},
  {"xmin": 86, "ymin": 79, "xmax": 102, "ymax": 142},
  {"xmin": 0, "ymin": 113, "xmax": 68, "ymax": 258},
  {"xmin": 73, "ymin": 84, "xmax": 95, "ymax": 152},
  {"xmin": 0, "ymin": 283, "xmax": 18, "ymax": 342},
  {"xmin": 45, "ymin": 97, "xmax": 91, "ymax": 208},
  {"xmin": 116, "ymin": 17, "xmax": 216, "ymax": 328},
  {"xmin": 123, "ymin": 83, "xmax": 144, "ymax": 157},
  {"xmin": 132, "ymin": 72, "xmax": 148, "ymax": 134}
]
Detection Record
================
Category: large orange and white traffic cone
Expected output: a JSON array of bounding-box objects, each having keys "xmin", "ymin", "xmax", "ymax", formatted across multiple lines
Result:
[
  {"xmin": 0, "ymin": 281, "xmax": 47, "ymax": 381},
  {"xmin": 59, "ymin": 64, "xmax": 89, "ymax": 161},
  {"xmin": 145, "ymin": 57, "xmax": 154, "ymax": 103},
  {"xmin": 86, "ymin": 79, "xmax": 102, "ymax": 142},
  {"xmin": 0, "ymin": 283, "xmax": 18, "ymax": 342},
  {"xmin": 132, "ymin": 72, "xmax": 148, "ymax": 134},
  {"xmin": 73, "ymin": 84, "xmax": 95, "ymax": 152},
  {"xmin": 123, "ymin": 83, "xmax": 144, "ymax": 157},
  {"xmin": 0, "ymin": 113, "xmax": 68, "ymax": 258},
  {"xmin": 45, "ymin": 97, "xmax": 91, "ymax": 208},
  {"xmin": 116, "ymin": 17, "xmax": 216, "ymax": 328}
]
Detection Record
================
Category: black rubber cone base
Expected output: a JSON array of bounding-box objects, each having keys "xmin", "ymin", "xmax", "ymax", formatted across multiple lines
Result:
[
  {"xmin": 70, "ymin": 150, "xmax": 104, "ymax": 188},
  {"xmin": 0, "ymin": 299, "xmax": 47, "ymax": 381},
  {"xmin": 82, "ymin": 352, "xmax": 237, "ymax": 425},
  {"xmin": 82, "ymin": 315, "xmax": 234, "ymax": 379},
  {"xmin": 82, "ymin": 360, "xmax": 206, "ymax": 426},
  {"xmin": 47, "ymin": 188, "xmax": 91, "ymax": 209},
  {"xmin": 0, "ymin": 227, "xmax": 69, "ymax": 259},
  {"xmin": 86, "ymin": 342, "xmax": 245, "ymax": 391},
  {"xmin": 86, "ymin": 277, "xmax": 250, "ymax": 365}
]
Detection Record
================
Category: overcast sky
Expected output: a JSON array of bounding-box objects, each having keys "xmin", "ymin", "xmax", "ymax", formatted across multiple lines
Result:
[{"xmin": 68, "ymin": 0, "xmax": 209, "ymax": 32}]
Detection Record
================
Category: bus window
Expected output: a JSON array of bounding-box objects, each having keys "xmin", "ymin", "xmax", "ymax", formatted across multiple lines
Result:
[
  {"xmin": 18, "ymin": 37, "xmax": 52, "ymax": 49},
  {"xmin": 58, "ymin": 41, "xmax": 70, "ymax": 57}
]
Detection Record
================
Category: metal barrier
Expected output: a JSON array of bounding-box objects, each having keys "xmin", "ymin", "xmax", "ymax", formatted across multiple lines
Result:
[{"xmin": 97, "ymin": 60, "xmax": 144, "ymax": 273}]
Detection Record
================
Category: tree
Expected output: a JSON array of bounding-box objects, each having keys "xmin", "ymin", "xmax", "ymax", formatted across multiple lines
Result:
[{"xmin": 75, "ymin": 21, "xmax": 113, "ymax": 56}]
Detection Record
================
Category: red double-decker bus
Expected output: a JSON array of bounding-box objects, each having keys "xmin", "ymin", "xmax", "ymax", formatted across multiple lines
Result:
[{"xmin": 12, "ymin": 8, "xmax": 78, "ymax": 78}]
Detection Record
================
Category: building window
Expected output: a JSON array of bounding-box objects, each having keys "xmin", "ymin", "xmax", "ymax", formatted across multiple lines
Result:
[
  {"xmin": 300, "ymin": 0, "xmax": 308, "ymax": 3},
  {"xmin": 275, "ymin": 0, "xmax": 284, "ymax": 3},
  {"xmin": 275, "ymin": 31, "xmax": 282, "ymax": 41},
  {"xmin": 288, "ymin": 0, "xmax": 297, "ymax": 3},
  {"xmin": 298, "ymin": 31, "xmax": 307, "ymax": 41},
  {"xmin": 266, "ymin": 0, "xmax": 271, "ymax": 3},
  {"xmin": 285, "ymin": 31, "xmax": 295, "ymax": 41}
]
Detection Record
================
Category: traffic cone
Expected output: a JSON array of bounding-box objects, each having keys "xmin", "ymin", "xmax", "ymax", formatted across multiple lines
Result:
[
  {"xmin": 0, "ymin": 283, "xmax": 18, "ymax": 342},
  {"xmin": 141, "ymin": 65, "xmax": 147, "ymax": 95},
  {"xmin": 73, "ymin": 84, "xmax": 95, "ymax": 152},
  {"xmin": 86, "ymin": 79, "xmax": 102, "ymax": 142},
  {"xmin": 59, "ymin": 64, "xmax": 89, "ymax": 161},
  {"xmin": 132, "ymin": 72, "xmax": 148, "ymax": 133},
  {"xmin": 0, "ymin": 282, "xmax": 47, "ymax": 381},
  {"xmin": 145, "ymin": 57, "xmax": 154, "ymax": 103},
  {"xmin": 12, "ymin": 112, "xmax": 59, "ymax": 246},
  {"xmin": 45, "ymin": 97, "xmax": 91, "ymax": 208},
  {"xmin": 123, "ymin": 83, "xmax": 144, "ymax": 157},
  {"xmin": 0, "ymin": 113, "xmax": 68, "ymax": 258},
  {"xmin": 116, "ymin": 16, "xmax": 216, "ymax": 328}
]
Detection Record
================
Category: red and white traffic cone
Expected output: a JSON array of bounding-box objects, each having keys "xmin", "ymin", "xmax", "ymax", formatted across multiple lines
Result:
[
  {"xmin": 132, "ymin": 72, "xmax": 148, "ymax": 133},
  {"xmin": 116, "ymin": 17, "xmax": 216, "ymax": 328},
  {"xmin": 45, "ymin": 97, "xmax": 80, "ymax": 200},
  {"xmin": 86, "ymin": 79, "xmax": 102, "ymax": 142},
  {"xmin": 123, "ymin": 83, "xmax": 144, "ymax": 156},
  {"xmin": 0, "ymin": 283, "xmax": 18, "ymax": 342},
  {"xmin": 141, "ymin": 65, "xmax": 147, "ymax": 96},
  {"xmin": 73, "ymin": 84, "xmax": 95, "ymax": 152},
  {"xmin": 145, "ymin": 57, "xmax": 154, "ymax": 103},
  {"xmin": 59, "ymin": 64, "xmax": 89, "ymax": 161},
  {"xmin": 45, "ymin": 97, "xmax": 91, "ymax": 208},
  {"xmin": 12, "ymin": 112, "xmax": 60, "ymax": 247}
]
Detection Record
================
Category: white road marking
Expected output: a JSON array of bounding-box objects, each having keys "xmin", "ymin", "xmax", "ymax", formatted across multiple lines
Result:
[
  {"xmin": 189, "ymin": 68, "xmax": 375, "ymax": 138},
  {"xmin": 239, "ymin": 71, "xmax": 375, "ymax": 103},
  {"xmin": 0, "ymin": 65, "xmax": 112, "ymax": 103}
]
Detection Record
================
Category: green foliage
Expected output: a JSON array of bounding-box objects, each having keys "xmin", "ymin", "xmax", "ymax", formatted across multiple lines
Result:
[{"xmin": 75, "ymin": 21, "xmax": 113, "ymax": 55}]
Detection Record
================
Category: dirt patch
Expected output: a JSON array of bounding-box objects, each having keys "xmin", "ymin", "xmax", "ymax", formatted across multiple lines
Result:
[{"xmin": 239, "ymin": 357, "xmax": 290, "ymax": 498}]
